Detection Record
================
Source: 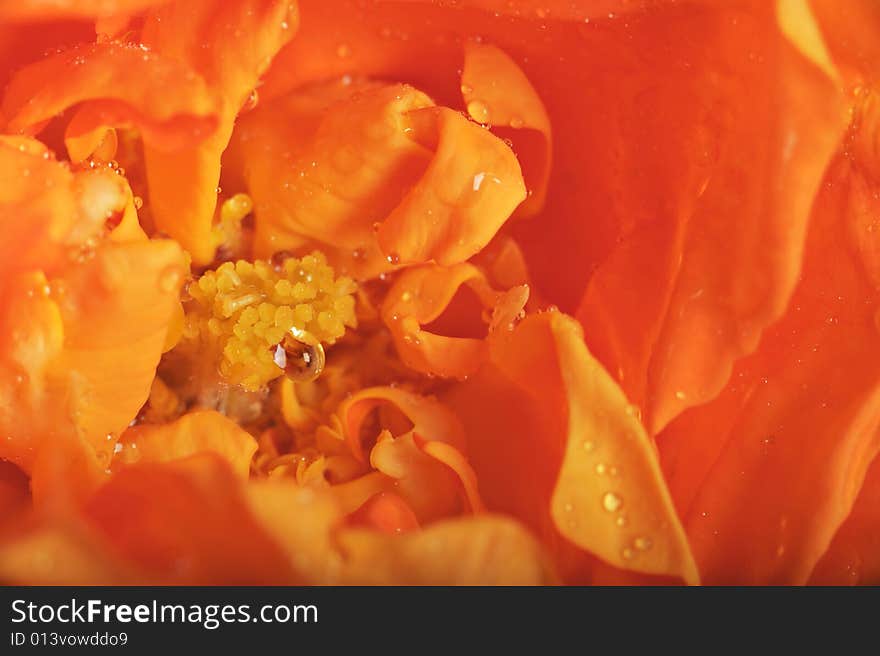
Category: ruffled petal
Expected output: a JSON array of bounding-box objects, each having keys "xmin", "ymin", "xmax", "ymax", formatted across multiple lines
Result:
[
  {"xmin": 115, "ymin": 410, "xmax": 258, "ymax": 478},
  {"xmin": 235, "ymin": 80, "xmax": 524, "ymax": 276},
  {"xmin": 461, "ymin": 42, "xmax": 551, "ymax": 216},
  {"xmin": 0, "ymin": 240, "xmax": 185, "ymax": 490},
  {"xmin": 1, "ymin": 41, "xmax": 218, "ymax": 157},
  {"xmin": 338, "ymin": 386, "xmax": 480, "ymax": 521},
  {"xmin": 381, "ymin": 263, "xmax": 525, "ymax": 378},
  {"xmin": 658, "ymin": 102, "xmax": 880, "ymax": 583},
  {"xmin": 576, "ymin": 1, "xmax": 847, "ymax": 434},
  {"xmin": 446, "ymin": 311, "xmax": 697, "ymax": 583}
]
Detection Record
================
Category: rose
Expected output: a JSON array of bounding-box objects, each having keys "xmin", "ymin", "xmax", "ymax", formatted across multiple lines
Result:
[{"xmin": 0, "ymin": 0, "xmax": 876, "ymax": 585}]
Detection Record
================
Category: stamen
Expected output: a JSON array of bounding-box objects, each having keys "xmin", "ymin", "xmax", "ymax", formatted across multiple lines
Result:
[{"xmin": 175, "ymin": 251, "xmax": 356, "ymax": 391}]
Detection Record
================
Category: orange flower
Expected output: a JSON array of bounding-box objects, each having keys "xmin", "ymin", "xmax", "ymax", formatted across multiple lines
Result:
[{"xmin": 0, "ymin": 0, "xmax": 877, "ymax": 586}]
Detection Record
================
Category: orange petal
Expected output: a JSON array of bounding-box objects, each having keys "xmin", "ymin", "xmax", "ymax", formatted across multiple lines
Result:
[
  {"xmin": 576, "ymin": 2, "xmax": 846, "ymax": 435},
  {"xmin": 380, "ymin": 263, "xmax": 501, "ymax": 378},
  {"xmin": 141, "ymin": 0, "xmax": 298, "ymax": 263},
  {"xmin": 1, "ymin": 41, "xmax": 218, "ymax": 157},
  {"xmin": 461, "ymin": 42, "xmax": 551, "ymax": 216},
  {"xmin": 0, "ymin": 240, "xmax": 185, "ymax": 488},
  {"xmin": 0, "ymin": 522, "xmax": 139, "ymax": 585},
  {"xmin": 245, "ymin": 478, "xmax": 345, "ymax": 583},
  {"xmin": 235, "ymin": 80, "xmax": 525, "ymax": 276},
  {"xmin": 338, "ymin": 385, "xmax": 466, "ymax": 462},
  {"xmin": 115, "ymin": 410, "xmax": 258, "ymax": 478},
  {"xmin": 658, "ymin": 103, "xmax": 880, "ymax": 584},
  {"xmin": 0, "ymin": 0, "xmax": 169, "ymax": 22},
  {"xmin": 337, "ymin": 515, "xmax": 555, "ymax": 585},
  {"xmin": 346, "ymin": 491, "xmax": 421, "ymax": 535},
  {"xmin": 809, "ymin": 456, "xmax": 880, "ymax": 585},
  {"xmin": 445, "ymin": 311, "xmax": 697, "ymax": 584},
  {"xmin": 85, "ymin": 454, "xmax": 298, "ymax": 583}
]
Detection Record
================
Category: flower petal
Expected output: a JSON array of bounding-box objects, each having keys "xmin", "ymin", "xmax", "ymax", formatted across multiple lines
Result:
[
  {"xmin": 461, "ymin": 42, "xmax": 551, "ymax": 216},
  {"xmin": 576, "ymin": 2, "xmax": 847, "ymax": 434},
  {"xmin": 380, "ymin": 263, "xmax": 502, "ymax": 378},
  {"xmin": 141, "ymin": 0, "xmax": 298, "ymax": 263},
  {"xmin": 1, "ymin": 41, "xmax": 218, "ymax": 157},
  {"xmin": 809, "ymin": 456, "xmax": 880, "ymax": 585},
  {"xmin": 446, "ymin": 311, "xmax": 697, "ymax": 583},
  {"xmin": 235, "ymin": 80, "xmax": 525, "ymax": 276},
  {"xmin": 658, "ymin": 120, "xmax": 880, "ymax": 583},
  {"xmin": 115, "ymin": 410, "xmax": 258, "ymax": 478},
  {"xmin": 337, "ymin": 515, "xmax": 555, "ymax": 585},
  {"xmin": 84, "ymin": 454, "xmax": 298, "ymax": 583}
]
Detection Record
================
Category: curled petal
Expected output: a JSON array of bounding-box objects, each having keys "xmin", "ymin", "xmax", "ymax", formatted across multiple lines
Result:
[
  {"xmin": 376, "ymin": 106, "xmax": 526, "ymax": 266},
  {"xmin": 370, "ymin": 432, "xmax": 470, "ymax": 522},
  {"xmin": 381, "ymin": 263, "xmax": 501, "ymax": 378},
  {"xmin": 115, "ymin": 410, "xmax": 258, "ymax": 478},
  {"xmin": 446, "ymin": 312, "xmax": 697, "ymax": 583},
  {"xmin": 462, "ymin": 42, "xmax": 551, "ymax": 216},
  {"xmin": 338, "ymin": 386, "xmax": 466, "ymax": 461},
  {"xmin": 337, "ymin": 515, "xmax": 555, "ymax": 585},
  {"xmin": 237, "ymin": 81, "xmax": 434, "ymax": 274},
  {"xmin": 236, "ymin": 81, "xmax": 525, "ymax": 276},
  {"xmin": 1, "ymin": 41, "xmax": 218, "ymax": 155}
]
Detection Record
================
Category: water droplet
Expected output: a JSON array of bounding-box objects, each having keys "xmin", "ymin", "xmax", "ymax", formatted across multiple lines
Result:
[
  {"xmin": 159, "ymin": 267, "xmax": 182, "ymax": 293},
  {"xmin": 675, "ymin": 390, "xmax": 687, "ymax": 400},
  {"xmin": 472, "ymin": 171, "xmax": 486, "ymax": 191},
  {"xmin": 633, "ymin": 537, "xmax": 653, "ymax": 551},
  {"xmin": 625, "ymin": 403, "xmax": 642, "ymax": 421},
  {"xmin": 386, "ymin": 252, "xmax": 400, "ymax": 265},
  {"xmin": 271, "ymin": 250, "xmax": 294, "ymax": 271},
  {"xmin": 336, "ymin": 43, "xmax": 352, "ymax": 58},
  {"xmin": 615, "ymin": 516, "xmax": 627, "ymax": 527},
  {"xmin": 242, "ymin": 88, "xmax": 259, "ymax": 113},
  {"xmin": 275, "ymin": 333, "xmax": 325, "ymax": 382},
  {"xmin": 467, "ymin": 99, "xmax": 491, "ymax": 124},
  {"xmin": 563, "ymin": 502, "xmax": 573, "ymax": 513},
  {"xmin": 621, "ymin": 547, "xmax": 634, "ymax": 560},
  {"xmin": 509, "ymin": 116, "xmax": 524, "ymax": 129},
  {"xmin": 595, "ymin": 463, "xmax": 607, "ymax": 475},
  {"xmin": 582, "ymin": 440, "xmax": 595, "ymax": 452},
  {"xmin": 133, "ymin": 196, "xmax": 144, "ymax": 210},
  {"xmin": 602, "ymin": 491, "xmax": 623, "ymax": 513},
  {"xmin": 460, "ymin": 83, "xmax": 473, "ymax": 95}
]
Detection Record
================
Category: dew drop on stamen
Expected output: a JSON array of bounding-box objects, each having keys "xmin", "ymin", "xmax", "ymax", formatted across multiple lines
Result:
[{"xmin": 276, "ymin": 333, "xmax": 326, "ymax": 383}]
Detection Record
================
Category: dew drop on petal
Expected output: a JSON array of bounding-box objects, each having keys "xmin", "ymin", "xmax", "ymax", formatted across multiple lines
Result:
[
  {"xmin": 602, "ymin": 491, "xmax": 623, "ymax": 513},
  {"xmin": 467, "ymin": 99, "xmax": 491, "ymax": 124}
]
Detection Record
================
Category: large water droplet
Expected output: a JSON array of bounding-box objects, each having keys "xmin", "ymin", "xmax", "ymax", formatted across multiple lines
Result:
[{"xmin": 275, "ymin": 332, "xmax": 325, "ymax": 382}]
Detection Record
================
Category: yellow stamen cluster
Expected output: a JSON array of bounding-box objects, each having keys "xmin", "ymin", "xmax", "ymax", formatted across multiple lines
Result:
[{"xmin": 180, "ymin": 252, "xmax": 357, "ymax": 391}]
